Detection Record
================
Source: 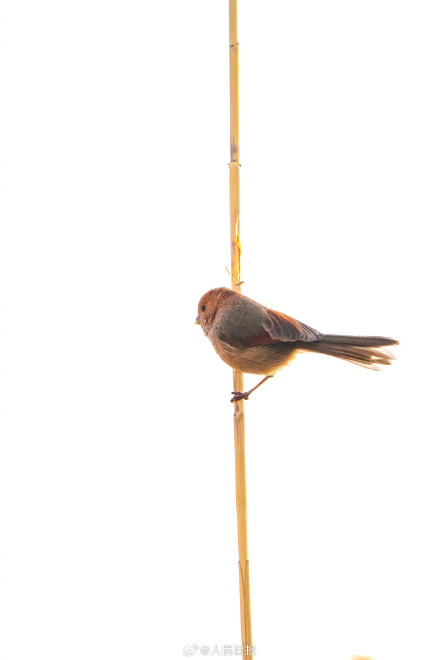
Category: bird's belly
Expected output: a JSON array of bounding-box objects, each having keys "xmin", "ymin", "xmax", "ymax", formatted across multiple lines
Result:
[{"xmin": 213, "ymin": 340, "xmax": 297, "ymax": 375}]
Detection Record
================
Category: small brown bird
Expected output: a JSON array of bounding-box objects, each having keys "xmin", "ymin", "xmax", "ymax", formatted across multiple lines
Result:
[{"xmin": 196, "ymin": 287, "xmax": 398, "ymax": 402}]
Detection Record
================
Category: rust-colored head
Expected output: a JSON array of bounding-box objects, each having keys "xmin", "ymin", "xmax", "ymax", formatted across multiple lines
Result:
[{"xmin": 196, "ymin": 287, "xmax": 237, "ymax": 336}]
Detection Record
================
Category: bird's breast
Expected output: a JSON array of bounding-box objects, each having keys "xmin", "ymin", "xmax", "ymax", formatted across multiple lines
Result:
[{"xmin": 210, "ymin": 337, "xmax": 297, "ymax": 375}]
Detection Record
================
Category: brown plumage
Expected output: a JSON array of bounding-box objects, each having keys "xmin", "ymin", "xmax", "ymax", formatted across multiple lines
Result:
[{"xmin": 196, "ymin": 287, "xmax": 398, "ymax": 401}]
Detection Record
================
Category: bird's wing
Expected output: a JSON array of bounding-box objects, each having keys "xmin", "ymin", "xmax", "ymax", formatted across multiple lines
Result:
[{"xmin": 248, "ymin": 308, "xmax": 322, "ymax": 346}]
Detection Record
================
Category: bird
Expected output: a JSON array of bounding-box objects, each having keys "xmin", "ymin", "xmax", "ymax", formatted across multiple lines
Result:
[{"xmin": 196, "ymin": 287, "xmax": 398, "ymax": 402}]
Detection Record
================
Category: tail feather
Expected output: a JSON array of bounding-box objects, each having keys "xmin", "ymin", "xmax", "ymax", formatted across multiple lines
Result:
[
  {"xmin": 322, "ymin": 334, "xmax": 397, "ymax": 347},
  {"xmin": 297, "ymin": 334, "xmax": 398, "ymax": 370}
]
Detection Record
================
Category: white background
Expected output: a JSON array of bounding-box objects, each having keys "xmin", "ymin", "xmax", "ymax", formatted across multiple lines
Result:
[{"xmin": 1, "ymin": 1, "xmax": 439, "ymax": 659}]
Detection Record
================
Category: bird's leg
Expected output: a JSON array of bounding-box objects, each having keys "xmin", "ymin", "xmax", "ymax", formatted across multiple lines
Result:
[{"xmin": 230, "ymin": 375, "xmax": 274, "ymax": 403}]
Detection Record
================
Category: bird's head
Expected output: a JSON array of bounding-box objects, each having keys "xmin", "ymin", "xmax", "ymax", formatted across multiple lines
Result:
[{"xmin": 196, "ymin": 287, "xmax": 236, "ymax": 336}]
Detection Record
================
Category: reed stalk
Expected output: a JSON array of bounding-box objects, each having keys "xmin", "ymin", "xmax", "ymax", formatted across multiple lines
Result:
[{"xmin": 228, "ymin": 1, "xmax": 252, "ymax": 656}]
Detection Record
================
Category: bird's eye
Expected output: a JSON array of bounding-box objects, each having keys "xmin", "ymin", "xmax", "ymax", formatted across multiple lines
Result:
[{"xmin": 201, "ymin": 305, "xmax": 206, "ymax": 312}]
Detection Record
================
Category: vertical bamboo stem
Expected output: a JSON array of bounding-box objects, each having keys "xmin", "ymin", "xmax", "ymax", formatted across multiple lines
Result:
[{"xmin": 229, "ymin": 1, "xmax": 252, "ymax": 656}]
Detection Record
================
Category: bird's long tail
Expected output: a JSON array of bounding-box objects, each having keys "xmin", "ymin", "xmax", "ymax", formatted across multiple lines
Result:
[{"xmin": 297, "ymin": 335, "xmax": 399, "ymax": 370}]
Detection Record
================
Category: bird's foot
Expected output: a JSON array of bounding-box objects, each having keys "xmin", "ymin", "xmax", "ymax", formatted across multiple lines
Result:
[
  {"xmin": 230, "ymin": 391, "xmax": 250, "ymax": 403},
  {"xmin": 230, "ymin": 375, "xmax": 274, "ymax": 403}
]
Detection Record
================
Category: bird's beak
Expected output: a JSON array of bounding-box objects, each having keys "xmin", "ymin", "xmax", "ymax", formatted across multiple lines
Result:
[{"xmin": 195, "ymin": 316, "xmax": 200, "ymax": 325}]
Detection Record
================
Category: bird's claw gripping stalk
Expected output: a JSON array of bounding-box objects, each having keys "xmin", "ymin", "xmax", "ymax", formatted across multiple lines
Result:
[{"xmin": 230, "ymin": 375, "xmax": 274, "ymax": 403}]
